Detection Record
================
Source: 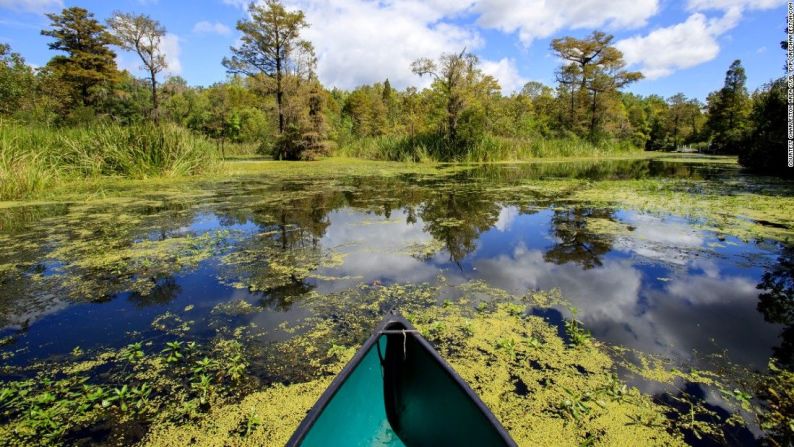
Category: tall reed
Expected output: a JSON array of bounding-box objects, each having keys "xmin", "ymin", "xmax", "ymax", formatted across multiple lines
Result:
[
  {"xmin": 334, "ymin": 133, "xmax": 641, "ymax": 163},
  {"xmin": 0, "ymin": 120, "xmax": 219, "ymax": 200}
]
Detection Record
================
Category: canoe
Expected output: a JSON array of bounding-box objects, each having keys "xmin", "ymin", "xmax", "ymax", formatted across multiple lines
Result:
[{"xmin": 287, "ymin": 313, "xmax": 517, "ymax": 447}]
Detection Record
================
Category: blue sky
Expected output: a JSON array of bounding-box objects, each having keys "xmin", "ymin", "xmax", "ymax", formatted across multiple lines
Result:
[{"xmin": 0, "ymin": 0, "xmax": 786, "ymax": 100}]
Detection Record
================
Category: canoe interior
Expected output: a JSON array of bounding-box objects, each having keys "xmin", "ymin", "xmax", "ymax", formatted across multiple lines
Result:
[{"xmin": 295, "ymin": 319, "xmax": 513, "ymax": 446}]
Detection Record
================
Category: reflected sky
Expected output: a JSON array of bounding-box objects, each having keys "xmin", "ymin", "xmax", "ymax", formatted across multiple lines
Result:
[{"xmin": 0, "ymin": 158, "xmax": 788, "ymax": 382}]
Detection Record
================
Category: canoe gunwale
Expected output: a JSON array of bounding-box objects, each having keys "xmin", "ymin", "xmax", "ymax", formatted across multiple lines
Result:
[{"xmin": 285, "ymin": 312, "xmax": 517, "ymax": 447}]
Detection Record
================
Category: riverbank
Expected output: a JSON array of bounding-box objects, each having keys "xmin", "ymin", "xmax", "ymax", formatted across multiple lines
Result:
[{"xmin": 0, "ymin": 120, "xmax": 653, "ymax": 201}]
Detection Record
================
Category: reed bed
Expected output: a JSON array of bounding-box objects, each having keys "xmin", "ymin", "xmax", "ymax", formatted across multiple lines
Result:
[
  {"xmin": 0, "ymin": 121, "xmax": 219, "ymax": 200},
  {"xmin": 334, "ymin": 133, "xmax": 641, "ymax": 162}
]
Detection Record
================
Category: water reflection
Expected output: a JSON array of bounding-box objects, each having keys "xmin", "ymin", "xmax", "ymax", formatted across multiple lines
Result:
[
  {"xmin": 0, "ymin": 157, "xmax": 787, "ymax": 385},
  {"xmin": 544, "ymin": 207, "xmax": 614, "ymax": 269},
  {"xmin": 757, "ymin": 246, "xmax": 794, "ymax": 368}
]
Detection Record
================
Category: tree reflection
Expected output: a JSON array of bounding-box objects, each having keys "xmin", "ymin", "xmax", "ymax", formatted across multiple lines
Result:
[
  {"xmin": 128, "ymin": 276, "xmax": 181, "ymax": 307},
  {"xmin": 757, "ymin": 245, "xmax": 794, "ymax": 369},
  {"xmin": 544, "ymin": 207, "xmax": 615, "ymax": 269},
  {"xmin": 419, "ymin": 186, "xmax": 501, "ymax": 263}
]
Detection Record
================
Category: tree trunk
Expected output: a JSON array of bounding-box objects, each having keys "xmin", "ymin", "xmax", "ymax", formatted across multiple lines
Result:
[
  {"xmin": 589, "ymin": 90, "xmax": 597, "ymax": 140},
  {"xmin": 150, "ymin": 70, "xmax": 159, "ymax": 125},
  {"xmin": 275, "ymin": 53, "xmax": 285, "ymax": 161}
]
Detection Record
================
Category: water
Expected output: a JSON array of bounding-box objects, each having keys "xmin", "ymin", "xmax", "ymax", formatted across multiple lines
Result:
[{"xmin": 0, "ymin": 157, "xmax": 791, "ymax": 439}]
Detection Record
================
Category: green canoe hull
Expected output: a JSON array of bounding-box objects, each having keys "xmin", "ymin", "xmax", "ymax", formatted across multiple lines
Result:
[{"xmin": 287, "ymin": 314, "xmax": 516, "ymax": 446}]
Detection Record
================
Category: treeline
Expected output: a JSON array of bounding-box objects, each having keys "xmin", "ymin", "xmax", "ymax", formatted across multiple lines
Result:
[{"xmin": 0, "ymin": 1, "xmax": 786, "ymax": 172}]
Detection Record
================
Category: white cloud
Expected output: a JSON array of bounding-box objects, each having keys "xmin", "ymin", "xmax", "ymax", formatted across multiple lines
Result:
[
  {"xmin": 474, "ymin": 0, "xmax": 659, "ymax": 46},
  {"xmin": 161, "ymin": 33, "xmax": 182, "ymax": 75},
  {"xmin": 481, "ymin": 58, "xmax": 528, "ymax": 94},
  {"xmin": 0, "ymin": 0, "xmax": 62, "ymax": 14},
  {"xmin": 285, "ymin": 0, "xmax": 481, "ymax": 90},
  {"xmin": 493, "ymin": 205, "xmax": 519, "ymax": 231},
  {"xmin": 616, "ymin": 0, "xmax": 785, "ymax": 79},
  {"xmin": 193, "ymin": 20, "xmax": 232, "ymax": 35},
  {"xmin": 687, "ymin": 0, "xmax": 786, "ymax": 12},
  {"xmin": 616, "ymin": 13, "xmax": 724, "ymax": 79},
  {"xmin": 218, "ymin": 0, "xmax": 780, "ymax": 87}
]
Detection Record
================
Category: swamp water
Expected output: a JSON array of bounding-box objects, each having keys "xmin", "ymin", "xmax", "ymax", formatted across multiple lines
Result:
[{"xmin": 0, "ymin": 156, "xmax": 792, "ymax": 446}]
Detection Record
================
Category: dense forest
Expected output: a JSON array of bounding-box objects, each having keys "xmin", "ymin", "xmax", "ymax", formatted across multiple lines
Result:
[{"xmin": 0, "ymin": 0, "xmax": 787, "ymax": 199}]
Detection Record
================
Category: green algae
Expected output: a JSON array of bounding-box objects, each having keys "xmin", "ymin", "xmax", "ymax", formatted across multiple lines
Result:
[
  {"xmin": 569, "ymin": 178, "xmax": 794, "ymax": 243},
  {"xmin": 1, "ymin": 155, "xmax": 793, "ymax": 445},
  {"xmin": 1, "ymin": 280, "xmax": 786, "ymax": 446},
  {"xmin": 140, "ymin": 298, "xmax": 690, "ymax": 447}
]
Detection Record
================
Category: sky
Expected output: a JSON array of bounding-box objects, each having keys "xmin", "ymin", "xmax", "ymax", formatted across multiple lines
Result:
[{"xmin": 0, "ymin": 0, "xmax": 787, "ymax": 100}]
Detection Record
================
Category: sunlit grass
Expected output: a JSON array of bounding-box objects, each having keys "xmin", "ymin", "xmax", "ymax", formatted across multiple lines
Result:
[{"xmin": 0, "ymin": 120, "xmax": 220, "ymax": 200}]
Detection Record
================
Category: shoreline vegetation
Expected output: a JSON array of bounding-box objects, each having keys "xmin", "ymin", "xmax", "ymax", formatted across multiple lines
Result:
[{"xmin": 1, "ymin": 1, "xmax": 785, "ymax": 199}]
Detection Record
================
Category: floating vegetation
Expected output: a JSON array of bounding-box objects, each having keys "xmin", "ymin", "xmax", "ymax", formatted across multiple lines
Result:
[{"xmin": 1, "ymin": 156, "xmax": 793, "ymax": 446}]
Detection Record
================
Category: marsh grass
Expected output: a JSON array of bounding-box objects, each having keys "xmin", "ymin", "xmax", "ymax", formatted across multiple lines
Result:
[
  {"xmin": 0, "ymin": 121, "xmax": 220, "ymax": 200},
  {"xmin": 335, "ymin": 133, "xmax": 641, "ymax": 162}
]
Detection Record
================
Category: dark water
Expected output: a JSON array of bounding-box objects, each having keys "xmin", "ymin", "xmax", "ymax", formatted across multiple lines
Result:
[{"xmin": 0, "ymin": 158, "xmax": 790, "ymax": 408}]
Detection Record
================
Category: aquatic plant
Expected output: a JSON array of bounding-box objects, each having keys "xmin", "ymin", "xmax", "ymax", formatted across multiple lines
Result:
[{"xmin": 759, "ymin": 361, "xmax": 794, "ymax": 446}]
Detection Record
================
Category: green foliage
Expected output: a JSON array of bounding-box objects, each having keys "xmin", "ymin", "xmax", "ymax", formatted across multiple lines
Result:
[
  {"xmin": 738, "ymin": 78, "xmax": 787, "ymax": 176},
  {"xmin": 564, "ymin": 319, "xmax": 593, "ymax": 347},
  {"xmin": 107, "ymin": 11, "xmax": 168, "ymax": 123},
  {"xmin": 550, "ymin": 31, "xmax": 643, "ymax": 141},
  {"xmin": 0, "ymin": 43, "xmax": 36, "ymax": 116},
  {"xmin": 0, "ymin": 333, "xmax": 254, "ymax": 446},
  {"xmin": 41, "ymin": 7, "xmax": 120, "ymax": 108},
  {"xmin": 705, "ymin": 60, "xmax": 752, "ymax": 155},
  {"xmin": 0, "ymin": 121, "xmax": 219, "ymax": 200}
]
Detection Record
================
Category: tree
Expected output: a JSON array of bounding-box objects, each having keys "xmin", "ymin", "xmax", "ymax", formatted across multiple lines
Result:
[
  {"xmin": 41, "ymin": 7, "xmax": 119, "ymax": 108},
  {"xmin": 108, "ymin": 12, "xmax": 168, "ymax": 124},
  {"xmin": 411, "ymin": 49, "xmax": 499, "ymax": 155},
  {"xmin": 739, "ymin": 78, "xmax": 786, "ymax": 176},
  {"xmin": 705, "ymin": 60, "xmax": 751, "ymax": 154},
  {"xmin": 0, "ymin": 43, "xmax": 36, "ymax": 115},
  {"xmin": 666, "ymin": 93, "xmax": 688, "ymax": 149},
  {"xmin": 551, "ymin": 31, "xmax": 642, "ymax": 140},
  {"xmin": 223, "ymin": 0, "xmax": 314, "ymax": 140},
  {"xmin": 275, "ymin": 78, "xmax": 332, "ymax": 160}
]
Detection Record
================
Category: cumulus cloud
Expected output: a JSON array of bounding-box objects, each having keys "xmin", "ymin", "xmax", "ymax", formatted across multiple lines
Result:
[
  {"xmin": 687, "ymin": 0, "xmax": 786, "ymax": 12},
  {"xmin": 493, "ymin": 205, "xmax": 520, "ymax": 231},
  {"xmin": 0, "ymin": 0, "xmax": 62, "ymax": 14},
  {"xmin": 193, "ymin": 20, "xmax": 232, "ymax": 35},
  {"xmin": 474, "ymin": 0, "xmax": 659, "ymax": 46},
  {"xmin": 218, "ymin": 0, "xmax": 781, "ymax": 86},
  {"xmin": 481, "ymin": 58, "xmax": 528, "ymax": 94},
  {"xmin": 283, "ymin": 0, "xmax": 481, "ymax": 89},
  {"xmin": 617, "ymin": 0, "xmax": 784, "ymax": 79},
  {"xmin": 316, "ymin": 209, "xmax": 441, "ymax": 292},
  {"xmin": 616, "ymin": 13, "xmax": 728, "ymax": 79},
  {"xmin": 161, "ymin": 34, "xmax": 182, "ymax": 75}
]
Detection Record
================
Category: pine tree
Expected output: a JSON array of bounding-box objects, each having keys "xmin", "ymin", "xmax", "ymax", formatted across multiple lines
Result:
[
  {"xmin": 41, "ymin": 7, "xmax": 119, "ymax": 108},
  {"xmin": 705, "ymin": 60, "xmax": 751, "ymax": 154}
]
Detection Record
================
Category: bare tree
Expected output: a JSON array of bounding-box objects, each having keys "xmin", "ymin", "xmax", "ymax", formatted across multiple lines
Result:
[{"xmin": 108, "ymin": 12, "xmax": 167, "ymax": 124}]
